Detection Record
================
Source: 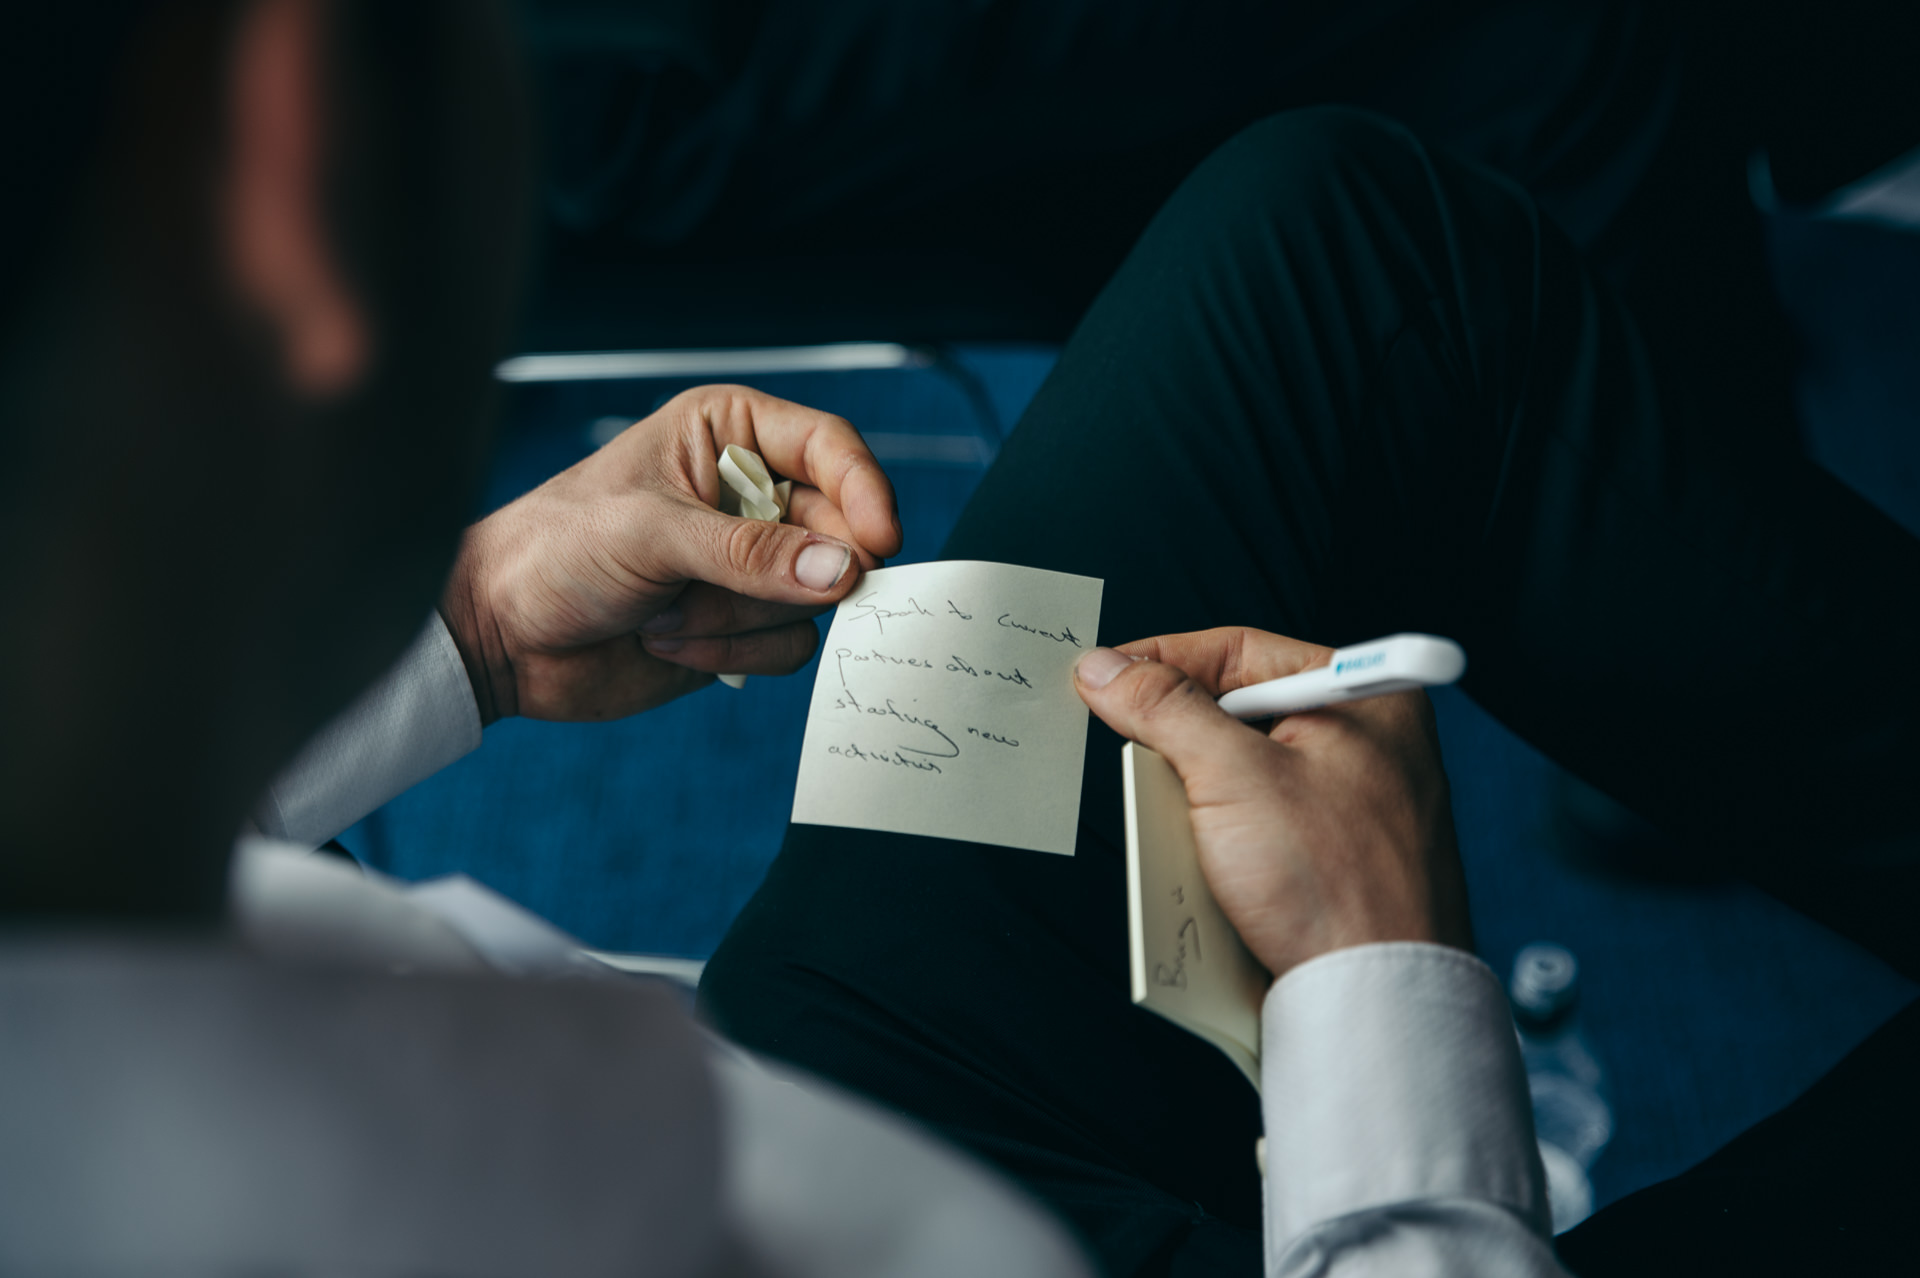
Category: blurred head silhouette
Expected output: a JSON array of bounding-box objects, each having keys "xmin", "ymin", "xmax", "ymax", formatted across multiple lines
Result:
[{"xmin": 0, "ymin": 1, "xmax": 529, "ymax": 920}]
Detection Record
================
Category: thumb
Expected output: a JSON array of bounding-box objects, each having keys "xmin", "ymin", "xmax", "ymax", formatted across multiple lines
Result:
[
  {"xmin": 1074, "ymin": 647, "xmax": 1255, "ymax": 774},
  {"xmin": 670, "ymin": 500, "xmax": 860, "ymax": 603}
]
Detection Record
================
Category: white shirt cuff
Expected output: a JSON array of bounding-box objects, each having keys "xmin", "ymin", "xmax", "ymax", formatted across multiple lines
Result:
[
  {"xmin": 1260, "ymin": 942, "xmax": 1549, "ymax": 1261},
  {"xmin": 250, "ymin": 613, "xmax": 483, "ymax": 847}
]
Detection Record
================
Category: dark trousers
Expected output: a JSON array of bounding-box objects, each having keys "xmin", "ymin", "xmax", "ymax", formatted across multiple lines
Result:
[{"xmin": 698, "ymin": 108, "xmax": 1920, "ymax": 1276}]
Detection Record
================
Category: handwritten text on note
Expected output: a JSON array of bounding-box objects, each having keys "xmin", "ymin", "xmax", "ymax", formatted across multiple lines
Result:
[
  {"xmin": 790, "ymin": 561, "xmax": 1103, "ymax": 855},
  {"xmin": 1123, "ymin": 742, "xmax": 1267, "ymax": 1089}
]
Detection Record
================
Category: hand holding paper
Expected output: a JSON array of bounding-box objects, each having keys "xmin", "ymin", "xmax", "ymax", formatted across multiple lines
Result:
[
  {"xmin": 1076, "ymin": 627, "xmax": 1471, "ymax": 974},
  {"xmin": 440, "ymin": 385, "xmax": 899, "ymax": 724},
  {"xmin": 1077, "ymin": 627, "xmax": 1474, "ymax": 1079}
]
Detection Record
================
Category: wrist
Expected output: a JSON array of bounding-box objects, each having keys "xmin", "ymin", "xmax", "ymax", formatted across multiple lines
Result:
[
  {"xmin": 1243, "ymin": 907, "xmax": 1463, "ymax": 982},
  {"xmin": 438, "ymin": 541, "xmax": 517, "ymax": 726}
]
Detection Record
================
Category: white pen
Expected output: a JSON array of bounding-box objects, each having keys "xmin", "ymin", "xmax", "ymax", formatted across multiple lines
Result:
[{"xmin": 1215, "ymin": 633, "xmax": 1467, "ymax": 720}]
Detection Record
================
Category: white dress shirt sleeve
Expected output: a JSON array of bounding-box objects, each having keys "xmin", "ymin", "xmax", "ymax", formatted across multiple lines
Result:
[
  {"xmin": 1260, "ymin": 942, "xmax": 1570, "ymax": 1277},
  {"xmin": 250, "ymin": 613, "xmax": 483, "ymax": 848}
]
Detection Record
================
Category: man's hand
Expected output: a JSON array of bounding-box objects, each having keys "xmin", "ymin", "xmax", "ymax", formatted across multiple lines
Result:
[
  {"xmin": 1074, "ymin": 628, "xmax": 1472, "ymax": 980},
  {"xmin": 441, "ymin": 385, "xmax": 902, "ymax": 724}
]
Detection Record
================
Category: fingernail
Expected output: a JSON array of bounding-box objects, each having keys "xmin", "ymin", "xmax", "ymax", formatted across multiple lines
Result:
[
  {"xmin": 796, "ymin": 541, "xmax": 851, "ymax": 591},
  {"xmin": 643, "ymin": 635, "xmax": 685, "ymax": 654},
  {"xmin": 1076, "ymin": 647, "xmax": 1137, "ymax": 689},
  {"xmin": 640, "ymin": 607, "xmax": 682, "ymax": 635}
]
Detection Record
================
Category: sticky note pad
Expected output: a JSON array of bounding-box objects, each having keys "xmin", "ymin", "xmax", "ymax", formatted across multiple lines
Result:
[{"xmin": 1124, "ymin": 741, "xmax": 1269, "ymax": 1090}]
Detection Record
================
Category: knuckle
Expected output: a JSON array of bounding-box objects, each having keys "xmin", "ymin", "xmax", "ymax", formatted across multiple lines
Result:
[
  {"xmin": 772, "ymin": 622, "xmax": 820, "ymax": 671},
  {"xmin": 721, "ymin": 517, "xmax": 785, "ymax": 580},
  {"xmin": 658, "ymin": 388, "xmax": 713, "ymax": 439},
  {"xmin": 711, "ymin": 635, "xmax": 745, "ymax": 669},
  {"xmin": 822, "ymin": 414, "xmax": 865, "ymax": 459},
  {"xmin": 812, "ymin": 408, "xmax": 854, "ymax": 438},
  {"xmin": 649, "ymin": 387, "xmax": 694, "ymax": 421},
  {"xmin": 1127, "ymin": 666, "xmax": 1204, "ymax": 723},
  {"xmin": 727, "ymin": 622, "xmax": 817, "ymax": 674},
  {"xmin": 695, "ymin": 590, "xmax": 743, "ymax": 635}
]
